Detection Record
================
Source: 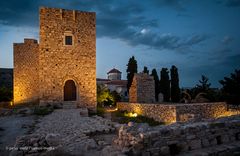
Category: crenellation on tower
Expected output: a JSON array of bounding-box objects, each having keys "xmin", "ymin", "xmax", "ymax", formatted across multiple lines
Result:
[
  {"xmin": 24, "ymin": 39, "xmax": 38, "ymax": 44},
  {"xmin": 14, "ymin": 38, "xmax": 39, "ymax": 104}
]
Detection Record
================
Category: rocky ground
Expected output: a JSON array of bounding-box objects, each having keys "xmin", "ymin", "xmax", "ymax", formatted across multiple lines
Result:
[
  {"xmin": 1, "ymin": 107, "xmax": 240, "ymax": 156},
  {"xmin": 0, "ymin": 114, "xmax": 39, "ymax": 156},
  {"xmin": 0, "ymin": 108, "xmax": 124, "ymax": 156}
]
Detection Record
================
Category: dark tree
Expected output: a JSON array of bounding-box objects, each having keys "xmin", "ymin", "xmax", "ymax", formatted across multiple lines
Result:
[
  {"xmin": 151, "ymin": 69, "xmax": 160, "ymax": 101},
  {"xmin": 219, "ymin": 69, "xmax": 240, "ymax": 104},
  {"xmin": 170, "ymin": 65, "xmax": 180, "ymax": 102},
  {"xmin": 111, "ymin": 91, "xmax": 122, "ymax": 103},
  {"xmin": 0, "ymin": 87, "xmax": 13, "ymax": 102},
  {"xmin": 143, "ymin": 66, "xmax": 149, "ymax": 75},
  {"xmin": 196, "ymin": 75, "xmax": 211, "ymax": 93},
  {"xmin": 191, "ymin": 75, "xmax": 221, "ymax": 102},
  {"xmin": 159, "ymin": 68, "xmax": 170, "ymax": 102},
  {"xmin": 126, "ymin": 56, "xmax": 138, "ymax": 91}
]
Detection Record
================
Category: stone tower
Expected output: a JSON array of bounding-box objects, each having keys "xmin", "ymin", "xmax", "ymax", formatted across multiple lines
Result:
[
  {"xmin": 14, "ymin": 7, "xmax": 96, "ymax": 110},
  {"xmin": 14, "ymin": 39, "xmax": 39, "ymax": 104},
  {"xmin": 129, "ymin": 73, "xmax": 155, "ymax": 103}
]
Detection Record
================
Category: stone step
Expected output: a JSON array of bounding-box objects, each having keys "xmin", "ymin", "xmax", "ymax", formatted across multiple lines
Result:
[{"xmin": 62, "ymin": 102, "xmax": 77, "ymax": 109}]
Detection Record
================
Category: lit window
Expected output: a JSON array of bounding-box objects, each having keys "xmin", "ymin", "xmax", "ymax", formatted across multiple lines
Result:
[{"xmin": 65, "ymin": 36, "xmax": 72, "ymax": 45}]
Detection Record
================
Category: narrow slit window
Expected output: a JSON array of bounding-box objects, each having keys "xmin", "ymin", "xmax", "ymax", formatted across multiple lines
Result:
[{"xmin": 65, "ymin": 36, "xmax": 72, "ymax": 45}]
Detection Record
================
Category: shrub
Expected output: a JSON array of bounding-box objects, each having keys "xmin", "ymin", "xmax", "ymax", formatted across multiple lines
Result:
[
  {"xmin": 33, "ymin": 106, "xmax": 53, "ymax": 116},
  {"xmin": 0, "ymin": 87, "xmax": 13, "ymax": 102}
]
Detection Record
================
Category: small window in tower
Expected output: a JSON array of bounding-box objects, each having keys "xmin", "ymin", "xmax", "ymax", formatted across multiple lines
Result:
[{"xmin": 65, "ymin": 36, "xmax": 72, "ymax": 45}]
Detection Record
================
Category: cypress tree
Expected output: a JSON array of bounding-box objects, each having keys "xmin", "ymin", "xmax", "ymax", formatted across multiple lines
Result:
[
  {"xmin": 151, "ymin": 69, "xmax": 160, "ymax": 101},
  {"xmin": 143, "ymin": 66, "xmax": 149, "ymax": 74},
  {"xmin": 159, "ymin": 68, "xmax": 170, "ymax": 102},
  {"xmin": 170, "ymin": 65, "xmax": 180, "ymax": 102},
  {"xmin": 126, "ymin": 56, "xmax": 138, "ymax": 92}
]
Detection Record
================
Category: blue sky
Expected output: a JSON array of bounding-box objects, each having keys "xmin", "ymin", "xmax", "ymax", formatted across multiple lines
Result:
[{"xmin": 0, "ymin": 0, "xmax": 240, "ymax": 87}]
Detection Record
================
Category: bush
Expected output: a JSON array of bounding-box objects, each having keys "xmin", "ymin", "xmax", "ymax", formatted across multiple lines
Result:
[
  {"xmin": 97, "ymin": 84, "xmax": 116, "ymax": 107},
  {"xmin": 219, "ymin": 69, "xmax": 240, "ymax": 105},
  {"xmin": 0, "ymin": 87, "xmax": 13, "ymax": 102},
  {"xmin": 34, "ymin": 106, "xmax": 53, "ymax": 116}
]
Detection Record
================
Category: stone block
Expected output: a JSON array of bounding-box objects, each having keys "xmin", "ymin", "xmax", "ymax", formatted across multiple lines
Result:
[
  {"xmin": 188, "ymin": 139, "xmax": 202, "ymax": 150},
  {"xmin": 160, "ymin": 146, "xmax": 170, "ymax": 155}
]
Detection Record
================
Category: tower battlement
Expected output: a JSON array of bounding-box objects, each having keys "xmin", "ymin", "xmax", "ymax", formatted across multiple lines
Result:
[{"xmin": 40, "ymin": 7, "xmax": 95, "ymax": 23}]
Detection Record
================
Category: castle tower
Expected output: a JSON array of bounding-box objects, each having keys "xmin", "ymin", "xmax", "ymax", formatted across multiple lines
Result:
[
  {"xmin": 13, "ymin": 7, "xmax": 96, "ymax": 110},
  {"xmin": 39, "ymin": 7, "xmax": 96, "ymax": 110},
  {"xmin": 14, "ymin": 39, "xmax": 39, "ymax": 104}
]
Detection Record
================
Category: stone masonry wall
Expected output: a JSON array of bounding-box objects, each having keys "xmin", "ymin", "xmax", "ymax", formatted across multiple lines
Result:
[
  {"xmin": 129, "ymin": 73, "xmax": 155, "ymax": 103},
  {"xmin": 114, "ymin": 115, "xmax": 240, "ymax": 155},
  {"xmin": 117, "ymin": 102, "xmax": 227, "ymax": 123},
  {"xmin": 14, "ymin": 39, "xmax": 39, "ymax": 104},
  {"xmin": 176, "ymin": 102, "xmax": 227, "ymax": 122},
  {"xmin": 39, "ymin": 7, "xmax": 96, "ymax": 110},
  {"xmin": 117, "ymin": 102, "xmax": 176, "ymax": 123}
]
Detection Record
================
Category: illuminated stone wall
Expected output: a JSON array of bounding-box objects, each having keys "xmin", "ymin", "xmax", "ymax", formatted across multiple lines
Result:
[
  {"xmin": 176, "ymin": 102, "xmax": 227, "ymax": 121},
  {"xmin": 117, "ymin": 102, "xmax": 227, "ymax": 123},
  {"xmin": 13, "ymin": 7, "xmax": 96, "ymax": 110},
  {"xmin": 39, "ymin": 7, "xmax": 96, "ymax": 110},
  {"xmin": 117, "ymin": 102, "xmax": 176, "ymax": 123},
  {"xmin": 14, "ymin": 39, "xmax": 39, "ymax": 104},
  {"xmin": 129, "ymin": 73, "xmax": 155, "ymax": 103}
]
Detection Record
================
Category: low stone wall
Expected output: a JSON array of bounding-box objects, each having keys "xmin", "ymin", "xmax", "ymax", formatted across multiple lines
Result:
[
  {"xmin": 228, "ymin": 105, "xmax": 240, "ymax": 116},
  {"xmin": 117, "ymin": 102, "xmax": 227, "ymax": 123},
  {"xmin": 117, "ymin": 102, "xmax": 176, "ymax": 123},
  {"xmin": 114, "ymin": 115, "xmax": 240, "ymax": 155},
  {"xmin": 175, "ymin": 102, "xmax": 227, "ymax": 121}
]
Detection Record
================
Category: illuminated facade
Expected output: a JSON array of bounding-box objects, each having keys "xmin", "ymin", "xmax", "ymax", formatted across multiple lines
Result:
[{"xmin": 14, "ymin": 7, "xmax": 96, "ymax": 110}]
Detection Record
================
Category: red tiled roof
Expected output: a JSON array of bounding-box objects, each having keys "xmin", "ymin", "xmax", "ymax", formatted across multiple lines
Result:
[{"xmin": 107, "ymin": 68, "xmax": 122, "ymax": 74}]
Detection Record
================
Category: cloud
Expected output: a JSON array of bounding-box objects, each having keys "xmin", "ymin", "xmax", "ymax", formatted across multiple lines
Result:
[
  {"xmin": 222, "ymin": 53, "xmax": 240, "ymax": 66},
  {"xmin": 222, "ymin": 35, "xmax": 234, "ymax": 44},
  {"xmin": 0, "ymin": 0, "xmax": 207, "ymax": 52},
  {"xmin": 0, "ymin": 0, "xmax": 41, "ymax": 26},
  {"xmin": 150, "ymin": 0, "xmax": 187, "ymax": 11},
  {"xmin": 225, "ymin": 0, "xmax": 240, "ymax": 7},
  {"xmin": 122, "ymin": 32, "xmax": 208, "ymax": 51},
  {"xmin": 216, "ymin": 0, "xmax": 240, "ymax": 7}
]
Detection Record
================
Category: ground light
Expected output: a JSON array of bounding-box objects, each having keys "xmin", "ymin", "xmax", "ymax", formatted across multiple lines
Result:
[{"xmin": 124, "ymin": 112, "xmax": 138, "ymax": 117}]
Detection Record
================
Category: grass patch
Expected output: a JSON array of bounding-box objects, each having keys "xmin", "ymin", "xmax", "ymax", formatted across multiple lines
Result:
[
  {"xmin": 33, "ymin": 106, "xmax": 53, "ymax": 116},
  {"xmin": 112, "ymin": 110, "xmax": 164, "ymax": 126}
]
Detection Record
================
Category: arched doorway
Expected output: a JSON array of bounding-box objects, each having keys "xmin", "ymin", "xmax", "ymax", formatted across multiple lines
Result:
[{"xmin": 64, "ymin": 80, "xmax": 77, "ymax": 101}]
